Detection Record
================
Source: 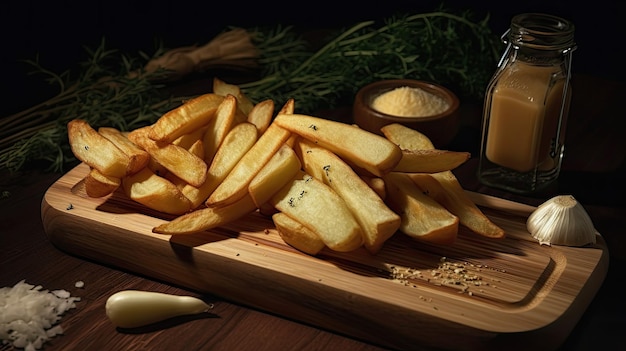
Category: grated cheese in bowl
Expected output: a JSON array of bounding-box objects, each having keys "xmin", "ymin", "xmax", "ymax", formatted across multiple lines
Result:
[{"xmin": 1, "ymin": 280, "xmax": 80, "ymax": 350}]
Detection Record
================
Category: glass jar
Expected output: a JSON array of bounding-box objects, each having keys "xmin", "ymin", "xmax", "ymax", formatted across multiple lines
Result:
[{"xmin": 478, "ymin": 13, "xmax": 576, "ymax": 194}]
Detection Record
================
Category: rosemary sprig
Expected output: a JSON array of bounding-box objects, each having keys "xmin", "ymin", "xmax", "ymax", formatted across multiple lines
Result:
[
  {"xmin": 0, "ymin": 39, "xmax": 183, "ymax": 173},
  {"xmin": 241, "ymin": 10, "xmax": 501, "ymax": 114},
  {"xmin": 2, "ymin": 9, "xmax": 500, "ymax": 174}
]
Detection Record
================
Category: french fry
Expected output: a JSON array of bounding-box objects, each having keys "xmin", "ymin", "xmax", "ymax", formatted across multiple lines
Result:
[
  {"xmin": 410, "ymin": 172, "xmax": 505, "ymax": 239},
  {"xmin": 67, "ymin": 119, "xmax": 130, "ymax": 178},
  {"xmin": 206, "ymin": 122, "xmax": 291, "ymax": 207},
  {"xmin": 182, "ymin": 122, "xmax": 258, "ymax": 209},
  {"xmin": 128, "ymin": 127, "xmax": 208, "ymax": 187},
  {"xmin": 381, "ymin": 123, "xmax": 435, "ymax": 150},
  {"xmin": 202, "ymin": 94, "xmax": 239, "ymax": 163},
  {"xmin": 213, "ymin": 77, "xmax": 255, "ymax": 116},
  {"xmin": 383, "ymin": 172, "xmax": 458, "ymax": 245},
  {"xmin": 278, "ymin": 98, "xmax": 295, "ymax": 115},
  {"xmin": 393, "ymin": 149, "xmax": 470, "ymax": 173},
  {"xmin": 98, "ymin": 127, "xmax": 150, "ymax": 175},
  {"xmin": 84, "ymin": 168, "xmax": 121, "ymax": 198},
  {"xmin": 274, "ymin": 114, "xmax": 402, "ymax": 177},
  {"xmin": 248, "ymin": 143, "xmax": 301, "ymax": 208},
  {"xmin": 172, "ymin": 126, "xmax": 207, "ymax": 150},
  {"xmin": 123, "ymin": 167, "xmax": 191, "ymax": 215},
  {"xmin": 270, "ymin": 173, "xmax": 363, "ymax": 252},
  {"xmin": 295, "ymin": 138, "xmax": 400, "ymax": 254},
  {"xmin": 360, "ymin": 175, "xmax": 387, "ymax": 200},
  {"xmin": 272, "ymin": 212, "xmax": 325, "ymax": 255},
  {"xmin": 381, "ymin": 123, "xmax": 504, "ymax": 238},
  {"xmin": 149, "ymin": 93, "xmax": 224, "ymax": 143},
  {"xmin": 246, "ymin": 99, "xmax": 274, "ymax": 135},
  {"xmin": 186, "ymin": 139, "xmax": 204, "ymax": 159},
  {"xmin": 152, "ymin": 193, "xmax": 257, "ymax": 235}
]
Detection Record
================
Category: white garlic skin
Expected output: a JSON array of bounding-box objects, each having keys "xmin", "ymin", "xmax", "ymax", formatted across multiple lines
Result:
[
  {"xmin": 526, "ymin": 195, "xmax": 597, "ymax": 247},
  {"xmin": 106, "ymin": 290, "xmax": 213, "ymax": 328}
]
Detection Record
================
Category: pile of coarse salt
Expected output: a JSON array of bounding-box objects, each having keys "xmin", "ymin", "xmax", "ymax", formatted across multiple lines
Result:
[{"xmin": 1, "ymin": 280, "xmax": 80, "ymax": 350}]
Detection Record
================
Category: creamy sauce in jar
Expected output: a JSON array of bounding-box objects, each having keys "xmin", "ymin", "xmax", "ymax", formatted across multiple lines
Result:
[
  {"xmin": 485, "ymin": 61, "xmax": 567, "ymax": 172},
  {"xmin": 371, "ymin": 86, "xmax": 449, "ymax": 117}
]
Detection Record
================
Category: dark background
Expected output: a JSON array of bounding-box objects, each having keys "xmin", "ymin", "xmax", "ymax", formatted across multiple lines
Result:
[{"xmin": 1, "ymin": 0, "xmax": 622, "ymax": 118}]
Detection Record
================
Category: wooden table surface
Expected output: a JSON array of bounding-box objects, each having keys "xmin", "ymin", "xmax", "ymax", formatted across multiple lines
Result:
[{"xmin": 1, "ymin": 71, "xmax": 625, "ymax": 351}]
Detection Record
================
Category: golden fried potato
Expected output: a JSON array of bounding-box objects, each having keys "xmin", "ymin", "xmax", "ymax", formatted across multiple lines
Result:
[
  {"xmin": 84, "ymin": 168, "xmax": 121, "ymax": 198},
  {"xmin": 149, "ymin": 93, "xmax": 224, "ymax": 143},
  {"xmin": 381, "ymin": 123, "xmax": 503, "ymax": 239},
  {"xmin": 213, "ymin": 77, "xmax": 255, "ymax": 116},
  {"xmin": 272, "ymin": 212, "xmax": 325, "ymax": 255},
  {"xmin": 202, "ymin": 94, "xmax": 239, "ymax": 163},
  {"xmin": 172, "ymin": 126, "xmax": 207, "ymax": 150},
  {"xmin": 410, "ymin": 172, "xmax": 505, "ymax": 239},
  {"xmin": 123, "ymin": 167, "xmax": 191, "ymax": 215},
  {"xmin": 384, "ymin": 172, "xmax": 458, "ymax": 245},
  {"xmin": 128, "ymin": 126, "xmax": 208, "ymax": 188},
  {"xmin": 206, "ymin": 122, "xmax": 291, "ymax": 207},
  {"xmin": 381, "ymin": 123, "xmax": 434, "ymax": 150},
  {"xmin": 270, "ymin": 173, "xmax": 363, "ymax": 252},
  {"xmin": 295, "ymin": 138, "xmax": 400, "ymax": 254},
  {"xmin": 393, "ymin": 149, "xmax": 470, "ymax": 173},
  {"xmin": 248, "ymin": 143, "xmax": 301, "ymax": 208},
  {"xmin": 246, "ymin": 99, "xmax": 274, "ymax": 135},
  {"xmin": 274, "ymin": 114, "xmax": 402, "ymax": 177},
  {"xmin": 152, "ymin": 193, "xmax": 257, "ymax": 235},
  {"xmin": 183, "ymin": 122, "xmax": 258, "ymax": 209},
  {"xmin": 68, "ymin": 119, "xmax": 130, "ymax": 178},
  {"xmin": 277, "ymin": 98, "xmax": 295, "ymax": 115},
  {"xmin": 360, "ymin": 175, "xmax": 386, "ymax": 200},
  {"xmin": 98, "ymin": 127, "xmax": 150, "ymax": 175}
]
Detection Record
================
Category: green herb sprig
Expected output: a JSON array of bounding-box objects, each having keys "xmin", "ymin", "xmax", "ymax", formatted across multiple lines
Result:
[
  {"xmin": 0, "ymin": 40, "xmax": 184, "ymax": 173},
  {"xmin": 1, "ymin": 9, "xmax": 500, "ymax": 174},
  {"xmin": 242, "ymin": 10, "xmax": 501, "ymax": 113}
]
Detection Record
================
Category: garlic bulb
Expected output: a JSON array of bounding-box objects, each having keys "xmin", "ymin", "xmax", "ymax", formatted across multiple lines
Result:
[
  {"xmin": 526, "ymin": 195, "xmax": 597, "ymax": 246},
  {"xmin": 106, "ymin": 290, "xmax": 213, "ymax": 328}
]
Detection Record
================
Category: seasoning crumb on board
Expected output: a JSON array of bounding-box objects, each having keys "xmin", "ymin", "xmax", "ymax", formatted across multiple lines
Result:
[{"xmin": 388, "ymin": 257, "xmax": 504, "ymax": 295}]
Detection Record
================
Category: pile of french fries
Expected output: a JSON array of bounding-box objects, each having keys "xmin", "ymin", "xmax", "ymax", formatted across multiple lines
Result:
[{"xmin": 67, "ymin": 78, "xmax": 504, "ymax": 256}]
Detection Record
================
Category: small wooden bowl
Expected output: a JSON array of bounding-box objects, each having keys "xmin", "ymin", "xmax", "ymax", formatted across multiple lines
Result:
[{"xmin": 353, "ymin": 79, "xmax": 460, "ymax": 148}]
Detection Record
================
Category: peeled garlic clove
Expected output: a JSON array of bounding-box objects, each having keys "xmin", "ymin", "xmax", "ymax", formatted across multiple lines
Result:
[
  {"xmin": 526, "ymin": 195, "xmax": 597, "ymax": 247},
  {"xmin": 106, "ymin": 290, "xmax": 213, "ymax": 328}
]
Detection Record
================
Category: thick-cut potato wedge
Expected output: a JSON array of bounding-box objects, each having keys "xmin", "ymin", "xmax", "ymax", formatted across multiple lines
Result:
[
  {"xmin": 186, "ymin": 139, "xmax": 204, "ymax": 159},
  {"xmin": 274, "ymin": 114, "xmax": 402, "ymax": 177},
  {"xmin": 152, "ymin": 193, "xmax": 257, "ymax": 235},
  {"xmin": 67, "ymin": 119, "xmax": 130, "ymax": 178},
  {"xmin": 360, "ymin": 175, "xmax": 387, "ymax": 200},
  {"xmin": 202, "ymin": 94, "xmax": 239, "ymax": 163},
  {"xmin": 213, "ymin": 77, "xmax": 255, "ymax": 116},
  {"xmin": 381, "ymin": 123, "xmax": 435, "ymax": 150},
  {"xmin": 84, "ymin": 168, "xmax": 121, "ymax": 198},
  {"xmin": 410, "ymin": 172, "xmax": 505, "ymax": 239},
  {"xmin": 207, "ymin": 122, "xmax": 291, "ymax": 207},
  {"xmin": 380, "ymin": 123, "xmax": 502, "ymax": 238},
  {"xmin": 270, "ymin": 173, "xmax": 363, "ymax": 252},
  {"xmin": 183, "ymin": 122, "xmax": 258, "ymax": 209},
  {"xmin": 295, "ymin": 138, "xmax": 400, "ymax": 254},
  {"xmin": 173, "ymin": 126, "xmax": 207, "ymax": 150},
  {"xmin": 383, "ymin": 172, "xmax": 458, "ymax": 245},
  {"xmin": 272, "ymin": 212, "xmax": 325, "ymax": 255},
  {"xmin": 98, "ymin": 127, "xmax": 150, "ymax": 175},
  {"xmin": 128, "ymin": 127, "xmax": 208, "ymax": 187},
  {"xmin": 393, "ymin": 149, "xmax": 470, "ymax": 173},
  {"xmin": 149, "ymin": 93, "xmax": 224, "ymax": 143},
  {"xmin": 246, "ymin": 99, "xmax": 274, "ymax": 135},
  {"xmin": 278, "ymin": 98, "xmax": 295, "ymax": 115},
  {"xmin": 123, "ymin": 167, "xmax": 191, "ymax": 215},
  {"xmin": 248, "ymin": 143, "xmax": 301, "ymax": 208}
]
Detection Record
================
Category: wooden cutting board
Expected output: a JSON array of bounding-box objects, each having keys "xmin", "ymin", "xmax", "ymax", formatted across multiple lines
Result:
[{"xmin": 41, "ymin": 163, "xmax": 609, "ymax": 351}]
